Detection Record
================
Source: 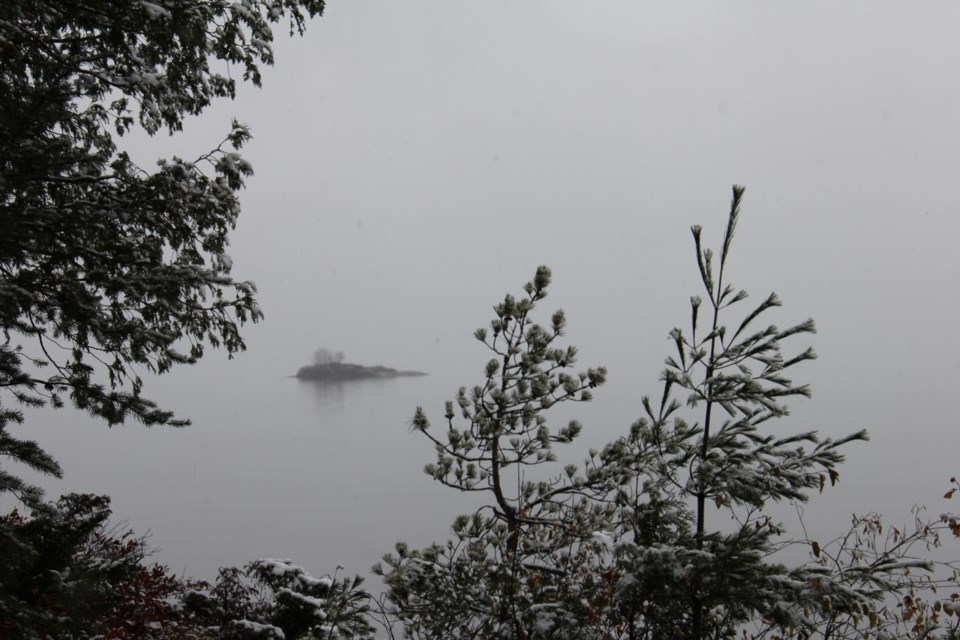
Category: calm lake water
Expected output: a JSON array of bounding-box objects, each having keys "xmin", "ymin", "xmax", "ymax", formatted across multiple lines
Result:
[
  {"xmin": 16, "ymin": 362, "xmax": 475, "ymax": 585},
  {"xmin": 11, "ymin": 338, "xmax": 958, "ymax": 594}
]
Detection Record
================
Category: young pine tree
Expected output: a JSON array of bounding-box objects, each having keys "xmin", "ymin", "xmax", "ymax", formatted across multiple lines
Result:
[
  {"xmin": 376, "ymin": 267, "xmax": 613, "ymax": 638},
  {"xmin": 599, "ymin": 186, "xmax": 871, "ymax": 638}
]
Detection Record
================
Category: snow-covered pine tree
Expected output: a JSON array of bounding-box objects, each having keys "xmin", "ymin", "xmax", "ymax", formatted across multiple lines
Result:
[
  {"xmin": 377, "ymin": 187, "xmax": 948, "ymax": 640},
  {"xmin": 376, "ymin": 267, "xmax": 614, "ymax": 638},
  {"xmin": 600, "ymin": 186, "xmax": 872, "ymax": 638}
]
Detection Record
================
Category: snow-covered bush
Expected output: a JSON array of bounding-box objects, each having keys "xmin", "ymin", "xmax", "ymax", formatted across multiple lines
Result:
[
  {"xmin": 0, "ymin": 494, "xmax": 195, "ymax": 639},
  {"xmin": 182, "ymin": 558, "xmax": 374, "ymax": 640}
]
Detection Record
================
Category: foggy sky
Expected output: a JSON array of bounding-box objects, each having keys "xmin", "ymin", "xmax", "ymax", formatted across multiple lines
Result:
[{"xmin": 220, "ymin": 0, "xmax": 959, "ymax": 504}]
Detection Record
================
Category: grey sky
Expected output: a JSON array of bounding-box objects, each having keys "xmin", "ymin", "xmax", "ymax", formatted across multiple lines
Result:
[
  {"xmin": 227, "ymin": 5, "xmax": 958, "ymax": 441},
  {"xmin": 180, "ymin": 3, "xmax": 957, "ymax": 475},
  {"xmin": 23, "ymin": 1, "xmax": 960, "ymax": 577}
]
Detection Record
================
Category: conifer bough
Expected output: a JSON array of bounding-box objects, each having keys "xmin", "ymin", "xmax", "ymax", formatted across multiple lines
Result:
[{"xmin": 0, "ymin": 0, "xmax": 324, "ymax": 503}]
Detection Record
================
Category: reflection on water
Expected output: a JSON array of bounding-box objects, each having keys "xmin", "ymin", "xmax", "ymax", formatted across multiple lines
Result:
[
  {"xmin": 298, "ymin": 376, "xmax": 413, "ymax": 421},
  {"xmin": 301, "ymin": 377, "xmax": 351, "ymax": 411}
]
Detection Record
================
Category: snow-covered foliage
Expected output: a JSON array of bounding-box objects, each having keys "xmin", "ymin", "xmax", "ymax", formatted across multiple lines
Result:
[
  {"xmin": 378, "ymin": 265, "xmax": 610, "ymax": 637},
  {"xmin": 181, "ymin": 558, "xmax": 374, "ymax": 639},
  {"xmin": 377, "ymin": 189, "xmax": 960, "ymax": 639},
  {"xmin": 0, "ymin": 3, "xmax": 335, "ymax": 633},
  {"xmin": 0, "ymin": 495, "xmax": 373, "ymax": 639},
  {"xmin": 0, "ymin": 493, "xmax": 196, "ymax": 638},
  {"xmin": 0, "ymin": 0, "xmax": 323, "ymax": 504}
]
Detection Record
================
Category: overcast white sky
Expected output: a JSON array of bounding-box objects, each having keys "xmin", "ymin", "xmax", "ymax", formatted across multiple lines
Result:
[{"xmin": 86, "ymin": 0, "xmax": 960, "ymax": 562}]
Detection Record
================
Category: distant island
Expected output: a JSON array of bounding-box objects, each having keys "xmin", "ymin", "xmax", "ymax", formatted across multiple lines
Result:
[
  {"xmin": 295, "ymin": 362, "xmax": 428, "ymax": 381},
  {"xmin": 296, "ymin": 348, "xmax": 427, "ymax": 381}
]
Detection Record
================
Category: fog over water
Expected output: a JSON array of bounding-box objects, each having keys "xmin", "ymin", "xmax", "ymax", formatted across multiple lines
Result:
[{"xmin": 13, "ymin": 1, "xmax": 960, "ymax": 586}]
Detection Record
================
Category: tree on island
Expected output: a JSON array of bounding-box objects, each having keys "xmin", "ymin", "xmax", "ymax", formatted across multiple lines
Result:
[{"xmin": 314, "ymin": 348, "xmax": 346, "ymax": 366}]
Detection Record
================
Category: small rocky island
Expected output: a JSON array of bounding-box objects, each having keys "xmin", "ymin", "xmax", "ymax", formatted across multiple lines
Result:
[{"xmin": 295, "ymin": 348, "xmax": 427, "ymax": 381}]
